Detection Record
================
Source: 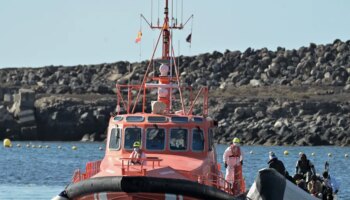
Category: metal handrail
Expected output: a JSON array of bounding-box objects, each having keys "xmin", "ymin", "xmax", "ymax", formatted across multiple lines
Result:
[
  {"xmin": 72, "ymin": 160, "xmax": 102, "ymax": 183},
  {"xmin": 115, "ymin": 84, "xmax": 208, "ymax": 116},
  {"xmin": 119, "ymin": 157, "xmax": 163, "ymax": 175}
]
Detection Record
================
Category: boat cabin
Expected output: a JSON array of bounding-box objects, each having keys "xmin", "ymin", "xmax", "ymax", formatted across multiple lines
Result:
[{"xmin": 107, "ymin": 114, "xmax": 216, "ymax": 156}]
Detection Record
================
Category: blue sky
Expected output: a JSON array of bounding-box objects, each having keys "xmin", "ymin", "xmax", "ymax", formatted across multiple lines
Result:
[{"xmin": 0, "ymin": 0, "xmax": 349, "ymax": 68}]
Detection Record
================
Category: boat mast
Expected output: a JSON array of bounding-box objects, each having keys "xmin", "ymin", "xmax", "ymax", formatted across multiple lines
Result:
[
  {"xmin": 137, "ymin": 0, "xmax": 193, "ymax": 114},
  {"xmin": 145, "ymin": 0, "xmax": 183, "ymax": 113},
  {"xmin": 158, "ymin": 0, "xmax": 171, "ymax": 112},
  {"xmin": 162, "ymin": 0, "xmax": 170, "ymax": 59}
]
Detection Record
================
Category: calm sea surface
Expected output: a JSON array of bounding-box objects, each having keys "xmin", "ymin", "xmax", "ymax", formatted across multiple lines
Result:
[{"xmin": 1, "ymin": 142, "xmax": 349, "ymax": 200}]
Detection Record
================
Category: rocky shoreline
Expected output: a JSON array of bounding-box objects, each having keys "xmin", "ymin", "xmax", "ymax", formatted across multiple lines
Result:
[{"xmin": 1, "ymin": 39, "xmax": 350, "ymax": 146}]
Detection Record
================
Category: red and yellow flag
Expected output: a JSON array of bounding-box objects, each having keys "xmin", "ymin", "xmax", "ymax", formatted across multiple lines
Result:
[{"xmin": 135, "ymin": 31, "xmax": 142, "ymax": 43}]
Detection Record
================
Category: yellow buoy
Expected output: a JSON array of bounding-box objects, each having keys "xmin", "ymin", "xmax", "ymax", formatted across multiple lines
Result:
[
  {"xmin": 99, "ymin": 147, "xmax": 103, "ymax": 151},
  {"xmin": 328, "ymin": 153, "xmax": 332, "ymax": 157},
  {"xmin": 16, "ymin": 143, "xmax": 21, "ymax": 148},
  {"xmin": 3, "ymin": 138, "xmax": 12, "ymax": 148},
  {"xmin": 284, "ymin": 150, "xmax": 289, "ymax": 155},
  {"xmin": 345, "ymin": 154, "xmax": 349, "ymax": 158},
  {"xmin": 311, "ymin": 152, "xmax": 315, "ymax": 156},
  {"xmin": 72, "ymin": 146, "xmax": 77, "ymax": 150}
]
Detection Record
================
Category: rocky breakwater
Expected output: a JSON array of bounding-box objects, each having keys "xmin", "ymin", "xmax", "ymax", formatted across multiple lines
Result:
[
  {"xmin": 34, "ymin": 95, "xmax": 116, "ymax": 141},
  {"xmin": 1, "ymin": 39, "xmax": 350, "ymax": 145},
  {"xmin": 1, "ymin": 39, "xmax": 350, "ymax": 92},
  {"xmin": 210, "ymin": 93, "xmax": 350, "ymax": 146},
  {"xmin": 177, "ymin": 39, "xmax": 350, "ymax": 90}
]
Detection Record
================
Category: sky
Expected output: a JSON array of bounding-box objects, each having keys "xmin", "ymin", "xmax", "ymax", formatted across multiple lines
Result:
[{"xmin": 0, "ymin": 0, "xmax": 350, "ymax": 68}]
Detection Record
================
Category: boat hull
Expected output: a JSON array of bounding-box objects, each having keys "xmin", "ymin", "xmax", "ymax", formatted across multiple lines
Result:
[{"xmin": 247, "ymin": 168, "xmax": 318, "ymax": 200}]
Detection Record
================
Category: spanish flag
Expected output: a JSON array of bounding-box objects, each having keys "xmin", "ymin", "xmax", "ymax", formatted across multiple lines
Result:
[{"xmin": 135, "ymin": 31, "xmax": 142, "ymax": 43}]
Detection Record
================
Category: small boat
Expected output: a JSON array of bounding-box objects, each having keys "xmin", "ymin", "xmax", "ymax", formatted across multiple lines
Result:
[
  {"xmin": 53, "ymin": 1, "xmax": 246, "ymax": 200},
  {"xmin": 247, "ymin": 168, "xmax": 319, "ymax": 200}
]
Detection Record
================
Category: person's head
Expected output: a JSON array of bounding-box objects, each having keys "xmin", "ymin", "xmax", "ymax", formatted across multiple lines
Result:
[
  {"xmin": 133, "ymin": 141, "xmax": 141, "ymax": 151},
  {"xmin": 323, "ymin": 171, "xmax": 329, "ymax": 179},
  {"xmin": 232, "ymin": 137, "xmax": 240, "ymax": 145},
  {"xmin": 300, "ymin": 153, "xmax": 307, "ymax": 161},
  {"xmin": 269, "ymin": 151, "xmax": 277, "ymax": 160}
]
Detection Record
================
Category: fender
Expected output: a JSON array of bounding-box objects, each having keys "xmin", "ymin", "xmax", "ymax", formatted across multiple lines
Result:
[{"xmin": 62, "ymin": 176, "xmax": 241, "ymax": 200}]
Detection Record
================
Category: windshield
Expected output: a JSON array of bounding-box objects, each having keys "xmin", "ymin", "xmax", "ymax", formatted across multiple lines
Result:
[
  {"xmin": 146, "ymin": 128, "xmax": 165, "ymax": 150},
  {"xmin": 169, "ymin": 128, "xmax": 188, "ymax": 151},
  {"xmin": 192, "ymin": 128, "xmax": 204, "ymax": 151},
  {"xmin": 124, "ymin": 127, "xmax": 142, "ymax": 150}
]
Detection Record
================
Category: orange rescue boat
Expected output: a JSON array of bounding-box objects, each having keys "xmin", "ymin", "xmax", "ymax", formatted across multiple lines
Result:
[{"xmin": 53, "ymin": 1, "xmax": 245, "ymax": 199}]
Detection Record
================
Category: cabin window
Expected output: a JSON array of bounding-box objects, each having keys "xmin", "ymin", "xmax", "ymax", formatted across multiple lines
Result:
[
  {"xmin": 126, "ymin": 116, "xmax": 145, "ymax": 122},
  {"xmin": 148, "ymin": 116, "xmax": 168, "ymax": 123},
  {"xmin": 114, "ymin": 116, "xmax": 123, "ymax": 121},
  {"xmin": 169, "ymin": 128, "xmax": 188, "ymax": 151},
  {"xmin": 192, "ymin": 128, "xmax": 204, "ymax": 151},
  {"xmin": 192, "ymin": 117, "xmax": 203, "ymax": 123},
  {"xmin": 109, "ymin": 128, "xmax": 122, "ymax": 150},
  {"xmin": 124, "ymin": 127, "xmax": 142, "ymax": 150},
  {"xmin": 146, "ymin": 128, "xmax": 166, "ymax": 150},
  {"xmin": 171, "ymin": 116, "xmax": 188, "ymax": 123}
]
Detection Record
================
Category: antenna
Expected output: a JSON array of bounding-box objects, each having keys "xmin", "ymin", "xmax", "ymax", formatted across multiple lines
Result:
[{"xmin": 140, "ymin": 0, "xmax": 193, "ymax": 59}]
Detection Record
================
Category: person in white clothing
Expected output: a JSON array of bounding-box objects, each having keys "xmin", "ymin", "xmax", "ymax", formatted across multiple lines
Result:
[
  {"xmin": 129, "ymin": 141, "xmax": 147, "ymax": 165},
  {"xmin": 223, "ymin": 137, "xmax": 244, "ymax": 194}
]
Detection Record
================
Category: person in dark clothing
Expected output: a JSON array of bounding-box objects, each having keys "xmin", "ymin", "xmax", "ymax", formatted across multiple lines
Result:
[
  {"xmin": 296, "ymin": 153, "xmax": 316, "ymax": 177},
  {"xmin": 268, "ymin": 152, "xmax": 286, "ymax": 176},
  {"xmin": 322, "ymin": 171, "xmax": 339, "ymax": 200}
]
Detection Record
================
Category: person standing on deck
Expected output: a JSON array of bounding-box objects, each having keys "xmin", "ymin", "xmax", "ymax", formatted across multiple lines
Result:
[
  {"xmin": 130, "ymin": 141, "xmax": 147, "ymax": 165},
  {"xmin": 223, "ymin": 137, "xmax": 244, "ymax": 194}
]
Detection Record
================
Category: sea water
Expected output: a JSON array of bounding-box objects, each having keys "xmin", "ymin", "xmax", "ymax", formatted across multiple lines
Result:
[{"xmin": 0, "ymin": 142, "xmax": 349, "ymax": 200}]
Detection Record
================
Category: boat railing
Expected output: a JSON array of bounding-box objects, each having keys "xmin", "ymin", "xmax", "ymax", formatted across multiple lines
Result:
[
  {"xmin": 203, "ymin": 171, "xmax": 234, "ymax": 194},
  {"xmin": 115, "ymin": 84, "xmax": 208, "ymax": 116},
  {"xmin": 72, "ymin": 160, "xmax": 102, "ymax": 183},
  {"xmin": 119, "ymin": 157, "xmax": 163, "ymax": 176},
  {"xmin": 188, "ymin": 171, "xmax": 233, "ymax": 195},
  {"xmin": 176, "ymin": 169, "xmax": 232, "ymax": 194}
]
